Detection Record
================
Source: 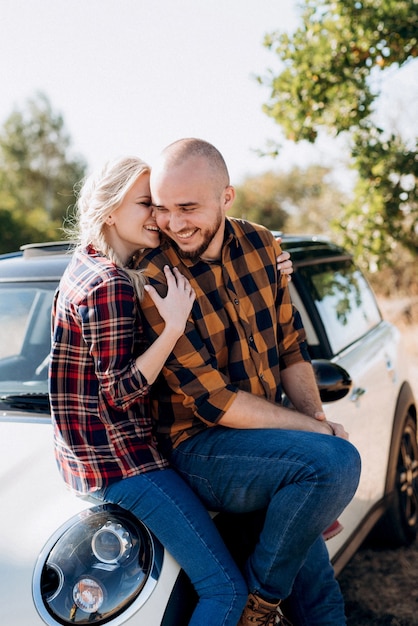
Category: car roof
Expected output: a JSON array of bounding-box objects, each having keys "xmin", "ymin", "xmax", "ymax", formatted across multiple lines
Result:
[
  {"xmin": 0, "ymin": 234, "xmax": 352, "ymax": 282},
  {"xmin": 272, "ymin": 232, "xmax": 351, "ymax": 264},
  {"xmin": 0, "ymin": 242, "xmax": 72, "ymax": 282}
]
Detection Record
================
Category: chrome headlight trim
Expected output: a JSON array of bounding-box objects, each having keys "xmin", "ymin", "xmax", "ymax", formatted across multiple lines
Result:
[
  {"xmin": 32, "ymin": 503, "xmax": 164, "ymax": 626},
  {"xmin": 91, "ymin": 520, "xmax": 133, "ymax": 565}
]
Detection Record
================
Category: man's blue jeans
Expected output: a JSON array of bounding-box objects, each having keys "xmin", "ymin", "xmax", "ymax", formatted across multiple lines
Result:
[
  {"xmin": 94, "ymin": 469, "xmax": 247, "ymax": 626},
  {"xmin": 170, "ymin": 426, "xmax": 361, "ymax": 626}
]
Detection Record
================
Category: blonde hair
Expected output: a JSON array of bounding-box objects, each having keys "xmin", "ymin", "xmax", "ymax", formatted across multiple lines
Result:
[{"xmin": 66, "ymin": 156, "xmax": 150, "ymax": 299}]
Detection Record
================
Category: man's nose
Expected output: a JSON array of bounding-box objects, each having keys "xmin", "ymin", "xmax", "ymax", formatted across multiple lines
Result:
[{"xmin": 168, "ymin": 212, "xmax": 187, "ymax": 232}]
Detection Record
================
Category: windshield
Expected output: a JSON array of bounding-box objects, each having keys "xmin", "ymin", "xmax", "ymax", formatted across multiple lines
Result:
[{"xmin": 0, "ymin": 283, "xmax": 57, "ymax": 400}]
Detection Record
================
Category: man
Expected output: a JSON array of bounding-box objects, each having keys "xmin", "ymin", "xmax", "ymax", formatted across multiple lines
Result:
[{"xmin": 138, "ymin": 138, "xmax": 361, "ymax": 625}]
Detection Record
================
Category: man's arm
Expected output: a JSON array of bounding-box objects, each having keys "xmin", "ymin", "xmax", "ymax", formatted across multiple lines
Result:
[
  {"xmin": 217, "ymin": 388, "xmax": 332, "ymax": 434},
  {"xmin": 218, "ymin": 380, "xmax": 349, "ymax": 438},
  {"xmin": 281, "ymin": 354, "xmax": 349, "ymax": 438},
  {"xmin": 218, "ymin": 359, "xmax": 349, "ymax": 439},
  {"xmin": 280, "ymin": 361, "xmax": 322, "ymax": 418}
]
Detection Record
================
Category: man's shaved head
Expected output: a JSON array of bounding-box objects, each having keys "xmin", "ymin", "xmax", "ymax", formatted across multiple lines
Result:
[
  {"xmin": 150, "ymin": 138, "xmax": 235, "ymax": 261},
  {"xmin": 155, "ymin": 138, "xmax": 230, "ymax": 193}
]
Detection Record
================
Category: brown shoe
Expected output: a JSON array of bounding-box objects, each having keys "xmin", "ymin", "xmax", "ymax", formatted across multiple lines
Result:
[{"xmin": 237, "ymin": 592, "xmax": 293, "ymax": 625}]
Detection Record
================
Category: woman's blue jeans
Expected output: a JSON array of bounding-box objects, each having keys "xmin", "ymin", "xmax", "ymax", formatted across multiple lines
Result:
[
  {"xmin": 170, "ymin": 426, "xmax": 361, "ymax": 626},
  {"xmin": 94, "ymin": 469, "xmax": 247, "ymax": 626}
]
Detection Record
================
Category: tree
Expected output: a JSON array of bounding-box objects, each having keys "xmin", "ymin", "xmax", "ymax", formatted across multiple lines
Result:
[
  {"xmin": 230, "ymin": 165, "xmax": 346, "ymax": 234},
  {"xmin": 340, "ymin": 124, "xmax": 418, "ymax": 265},
  {"xmin": 0, "ymin": 93, "xmax": 87, "ymax": 252},
  {"xmin": 230, "ymin": 171, "xmax": 289, "ymax": 230},
  {"xmin": 260, "ymin": 0, "xmax": 418, "ymax": 270}
]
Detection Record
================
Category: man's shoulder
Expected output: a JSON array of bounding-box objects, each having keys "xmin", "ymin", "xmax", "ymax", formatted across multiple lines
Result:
[
  {"xmin": 228, "ymin": 218, "xmax": 277, "ymax": 252},
  {"xmin": 229, "ymin": 217, "xmax": 273, "ymax": 238}
]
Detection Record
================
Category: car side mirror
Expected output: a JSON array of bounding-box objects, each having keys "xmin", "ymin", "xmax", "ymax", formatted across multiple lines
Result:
[{"xmin": 312, "ymin": 359, "xmax": 352, "ymax": 403}]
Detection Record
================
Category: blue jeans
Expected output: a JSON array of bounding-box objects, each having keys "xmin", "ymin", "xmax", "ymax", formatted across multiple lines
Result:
[
  {"xmin": 170, "ymin": 427, "xmax": 361, "ymax": 626},
  {"xmin": 94, "ymin": 469, "xmax": 247, "ymax": 626}
]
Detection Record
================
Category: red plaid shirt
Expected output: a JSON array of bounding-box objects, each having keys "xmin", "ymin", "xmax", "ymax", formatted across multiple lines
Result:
[{"xmin": 49, "ymin": 246, "xmax": 168, "ymax": 494}]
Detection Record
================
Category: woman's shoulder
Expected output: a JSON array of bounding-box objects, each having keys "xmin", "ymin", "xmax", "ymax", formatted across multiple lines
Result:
[{"xmin": 64, "ymin": 248, "xmax": 133, "ymax": 294}]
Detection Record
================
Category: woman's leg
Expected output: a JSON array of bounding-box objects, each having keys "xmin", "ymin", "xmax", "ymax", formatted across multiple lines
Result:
[{"xmin": 97, "ymin": 469, "xmax": 247, "ymax": 626}]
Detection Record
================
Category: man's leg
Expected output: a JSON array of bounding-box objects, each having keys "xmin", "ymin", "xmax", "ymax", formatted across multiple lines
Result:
[
  {"xmin": 283, "ymin": 536, "xmax": 346, "ymax": 626},
  {"xmin": 170, "ymin": 427, "xmax": 360, "ymax": 625}
]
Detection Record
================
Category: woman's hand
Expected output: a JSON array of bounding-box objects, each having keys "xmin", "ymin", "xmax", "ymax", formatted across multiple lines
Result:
[
  {"xmin": 144, "ymin": 266, "xmax": 195, "ymax": 337},
  {"xmin": 138, "ymin": 267, "xmax": 195, "ymax": 383},
  {"xmin": 275, "ymin": 236, "xmax": 293, "ymax": 280}
]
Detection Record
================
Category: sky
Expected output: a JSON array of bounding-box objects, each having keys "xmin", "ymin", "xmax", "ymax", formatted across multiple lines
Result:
[
  {"xmin": 1, "ymin": 0, "xmax": 416, "ymax": 185},
  {"xmin": 0, "ymin": 0, "xmax": 325, "ymax": 183}
]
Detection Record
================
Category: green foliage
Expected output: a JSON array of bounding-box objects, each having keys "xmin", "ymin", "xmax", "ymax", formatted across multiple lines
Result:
[
  {"xmin": 230, "ymin": 171, "xmax": 289, "ymax": 229},
  {"xmin": 339, "ymin": 124, "xmax": 418, "ymax": 268},
  {"xmin": 262, "ymin": 0, "xmax": 417, "ymax": 142},
  {"xmin": 0, "ymin": 92, "xmax": 87, "ymax": 253},
  {"xmin": 260, "ymin": 0, "xmax": 418, "ymax": 272},
  {"xmin": 231, "ymin": 165, "xmax": 346, "ymax": 235}
]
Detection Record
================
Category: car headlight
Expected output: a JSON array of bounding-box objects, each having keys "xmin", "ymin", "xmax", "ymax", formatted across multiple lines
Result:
[{"xmin": 33, "ymin": 504, "xmax": 163, "ymax": 625}]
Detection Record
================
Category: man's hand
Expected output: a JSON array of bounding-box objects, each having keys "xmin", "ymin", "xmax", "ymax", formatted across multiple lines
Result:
[{"xmin": 314, "ymin": 411, "xmax": 349, "ymax": 440}]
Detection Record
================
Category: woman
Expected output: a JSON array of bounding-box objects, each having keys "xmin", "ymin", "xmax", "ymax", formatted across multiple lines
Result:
[{"xmin": 48, "ymin": 156, "xmax": 248, "ymax": 625}]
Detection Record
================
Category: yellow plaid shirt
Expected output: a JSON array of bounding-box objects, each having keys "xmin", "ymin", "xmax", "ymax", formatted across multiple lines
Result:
[{"xmin": 138, "ymin": 218, "xmax": 310, "ymax": 451}]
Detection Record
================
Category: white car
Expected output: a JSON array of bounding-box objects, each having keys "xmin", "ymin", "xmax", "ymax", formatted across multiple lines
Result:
[{"xmin": 0, "ymin": 238, "xmax": 416, "ymax": 626}]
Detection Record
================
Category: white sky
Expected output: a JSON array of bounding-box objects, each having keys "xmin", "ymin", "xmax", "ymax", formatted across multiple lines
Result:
[
  {"xmin": 0, "ymin": 0, "xmax": 326, "ymax": 182},
  {"xmin": 1, "ymin": 0, "xmax": 416, "ymax": 184}
]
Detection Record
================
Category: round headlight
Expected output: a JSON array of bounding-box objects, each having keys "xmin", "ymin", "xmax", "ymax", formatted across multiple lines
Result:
[
  {"xmin": 33, "ymin": 504, "xmax": 163, "ymax": 625},
  {"xmin": 92, "ymin": 521, "xmax": 132, "ymax": 564}
]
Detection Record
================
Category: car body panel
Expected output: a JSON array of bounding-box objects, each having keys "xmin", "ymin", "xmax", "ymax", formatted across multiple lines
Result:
[
  {"xmin": 0, "ymin": 416, "xmax": 87, "ymax": 625},
  {"xmin": 0, "ymin": 415, "xmax": 185, "ymax": 626},
  {"xmin": 321, "ymin": 321, "xmax": 406, "ymax": 556}
]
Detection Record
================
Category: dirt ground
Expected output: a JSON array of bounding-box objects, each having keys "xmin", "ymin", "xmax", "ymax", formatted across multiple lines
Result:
[{"xmin": 338, "ymin": 297, "xmax": 418, "ymax": 626}]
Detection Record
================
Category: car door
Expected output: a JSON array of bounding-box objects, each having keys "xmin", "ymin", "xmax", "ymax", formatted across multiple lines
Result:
[{"xmin": 289, "ymin": 258, "xmax": 401, "ymax": 547}]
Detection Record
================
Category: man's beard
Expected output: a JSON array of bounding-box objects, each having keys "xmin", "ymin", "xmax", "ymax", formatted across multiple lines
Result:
[
  {"xmin": 176, "ymin": 239, "xmax": 213, "ymax": 261},
  {"xmin": 166, "ymin": 213, "xmax": 223, "ymax": 261}
]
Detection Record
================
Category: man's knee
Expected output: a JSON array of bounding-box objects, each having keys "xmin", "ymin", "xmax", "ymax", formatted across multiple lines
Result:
[{"xmin": 327, "ymin": 438, "xmax": 361, "ymax": 498}]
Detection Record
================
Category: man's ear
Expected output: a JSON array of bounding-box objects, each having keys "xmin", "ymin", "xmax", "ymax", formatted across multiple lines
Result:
[{"xmin": 223, "ymin": 185, "xmax": 236, "ymax": 211}]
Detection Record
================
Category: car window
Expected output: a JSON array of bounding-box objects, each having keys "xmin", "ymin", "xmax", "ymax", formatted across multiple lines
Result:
[
  {"xmin": 298, "ymin": 259, "xmax": 382, "ymax": 355},
  {"xmin": 0, "ymin": 284, "xmax": 55, "ymax": 390},
  {"xmin": 288, "ymin": 283, "xmax": 320, "ymax": 349}
]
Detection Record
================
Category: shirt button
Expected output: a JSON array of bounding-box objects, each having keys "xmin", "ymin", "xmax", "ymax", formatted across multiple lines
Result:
[
  {"xmin": 234, "ymin": 298, "xmax": 239, "ymax": 305},
  {"xmin": 259, "ymin": 373, "xmax": 264, "ymax": 380},
  {"xmin": 249, "ymin": 336, "xmax": 254, "ymax": 343}
]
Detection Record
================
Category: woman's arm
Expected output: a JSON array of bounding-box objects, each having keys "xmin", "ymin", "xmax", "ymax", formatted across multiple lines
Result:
[{"xmin": 136, "ymin": 266, "xmax": 195, "ymax": 384}]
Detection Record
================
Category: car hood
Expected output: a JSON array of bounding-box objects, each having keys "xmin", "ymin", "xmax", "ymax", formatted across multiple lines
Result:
[{"xmin": 0, "ymin": 414, "xmax": 90, "ymax": 626}]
